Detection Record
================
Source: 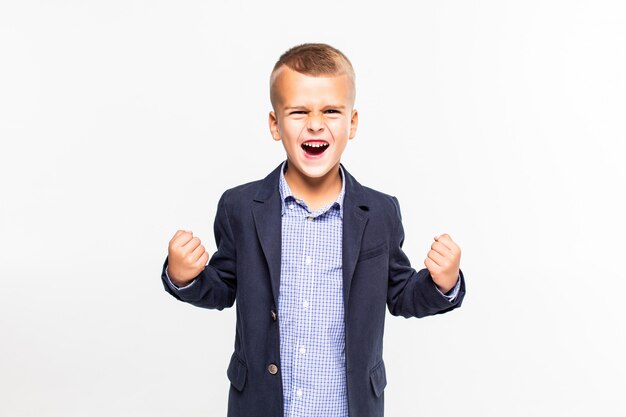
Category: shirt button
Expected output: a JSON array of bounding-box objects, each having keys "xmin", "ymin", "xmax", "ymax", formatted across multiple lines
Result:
[
  {"xmin": 296, "ymin": 389, "xmax": 303, "ymax": 397},
  {"xmin": 307, "ymin": 216, "xmax": 314, "ymax": 222},
  {"xmin": 267, "ymin": 363, "xmax": 278, "ymax": 375},
  {"xmin": 303, "ymin": 300, "xmax": 309, "ymax": 309},
  {"xmin": 289, "ymin": 203, "xmax": 295, "ymax": 210},
  {"xmin": 305, "ymin": 256, "xmax": 312, "ymax": 265},
  {"xmin": 299, "ymin": 346, "xmax": 306, "ymax": 354}
]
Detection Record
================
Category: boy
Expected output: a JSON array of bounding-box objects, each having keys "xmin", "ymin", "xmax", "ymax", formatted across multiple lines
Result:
[{"xmin": 161, "ymin": 43, "xmax": 466, "ymax": 417}]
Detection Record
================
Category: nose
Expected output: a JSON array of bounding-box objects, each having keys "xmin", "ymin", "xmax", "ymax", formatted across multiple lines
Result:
[{"xmin": 306, "ymin": 113, "xmax": 325, "ymax": 133}]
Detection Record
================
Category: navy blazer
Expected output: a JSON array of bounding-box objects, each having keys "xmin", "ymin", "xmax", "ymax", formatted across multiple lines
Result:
[{"xmin": 161, "ymin": 161, "xmax": 466, "ymax": 417}]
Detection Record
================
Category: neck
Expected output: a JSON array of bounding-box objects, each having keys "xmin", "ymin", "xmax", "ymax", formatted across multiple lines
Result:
[{"xmin": 284, "ymin": 161, "xmax": 342, "ymax": 207}]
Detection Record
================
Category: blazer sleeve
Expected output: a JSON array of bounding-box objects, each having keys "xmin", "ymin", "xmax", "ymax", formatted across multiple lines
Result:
[
  {"xmin": 160, "ymin": 190, "xmax": 237, "ymax": 310},
  {"xmin": 386, "ymin": 196, "xmax": 466, "ymax": 318}
]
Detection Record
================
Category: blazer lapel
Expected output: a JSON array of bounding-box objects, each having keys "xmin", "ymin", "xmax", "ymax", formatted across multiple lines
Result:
[
  {"xmin": 340, "ymin": 163, "xmax": 370, "ymax": 316},
  {"xmin": 252, "ymin": 162, "xmax": 284, "ymax": 306}
]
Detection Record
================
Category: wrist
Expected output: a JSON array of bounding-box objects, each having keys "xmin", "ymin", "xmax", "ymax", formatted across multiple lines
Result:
[
  {"xmin": 167, "ymin": 267, "xmax": 194, "ymax": 288},
  {"xmin": 171, "ymin": 276, "xmax": 194, "ymax": 288},
  {"xmin": 436, "ymin": 282, "xmax": 454, "ymax": 294}
]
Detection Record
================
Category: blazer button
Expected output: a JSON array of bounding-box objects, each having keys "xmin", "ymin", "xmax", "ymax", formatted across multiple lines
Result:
[
  {"xmin": 271, "ymin": 309, "xmax": 277, "ymax": 321},
  {"xmin": 267, "ymin": 363, "xmax": 278, "ymax": 375}
]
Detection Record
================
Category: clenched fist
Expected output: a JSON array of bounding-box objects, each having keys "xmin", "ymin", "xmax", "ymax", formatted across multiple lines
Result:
[
  {"xmin": 167, "ymin": 230, "xmax": 210, "ymax": 287},
  {"xmin": 424, "ymin": 233, "xmax": 461, "ymax": 294}
]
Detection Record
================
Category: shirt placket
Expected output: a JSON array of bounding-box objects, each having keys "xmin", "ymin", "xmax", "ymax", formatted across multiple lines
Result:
[{"xmin": 289, "ymin": 201, "xmax": 317, "ymax": 416}]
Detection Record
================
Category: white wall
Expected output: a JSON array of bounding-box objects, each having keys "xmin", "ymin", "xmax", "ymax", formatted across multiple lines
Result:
[{"xmin": 1, "ymin": 1, "xmax": 624, "ymax": 416}]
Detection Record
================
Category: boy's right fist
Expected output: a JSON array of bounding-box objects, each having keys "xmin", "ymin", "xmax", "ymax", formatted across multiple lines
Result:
[{"xmin": 167, "ymin": 230, "xmax": 210, "ymax": 287}]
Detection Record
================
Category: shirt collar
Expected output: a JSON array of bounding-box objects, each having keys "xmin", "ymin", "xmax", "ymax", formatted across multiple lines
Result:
[{"xmin": 278, "ymin": 159, "xmax": 345, "ymax": 219}]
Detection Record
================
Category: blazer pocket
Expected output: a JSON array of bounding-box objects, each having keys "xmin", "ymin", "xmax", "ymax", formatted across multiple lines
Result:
[
  {"xmin": 369, "ymin": 359, "xmax": 387, "ymax": 397},
  {"xmin": 226, "ymin": 352, "xmax": 247, "ymax": 392},
  {"xmin": 357, "ymin": 241, "xmax": 387, "ymax": 263}
]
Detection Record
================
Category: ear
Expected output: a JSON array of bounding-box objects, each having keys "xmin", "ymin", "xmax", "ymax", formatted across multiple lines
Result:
[
  {"xmin": 269, "ymin": 111, "xmax": 281, "ymax": 141},
  {"xmin": 348, "ymin": 108, "xmax": 359, "ymax": 140}
]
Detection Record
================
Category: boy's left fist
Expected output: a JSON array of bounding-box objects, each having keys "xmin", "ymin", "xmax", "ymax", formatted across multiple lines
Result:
[{"xmin": 424, "ymin": 233, "xmax": 461, "ymax": 294}]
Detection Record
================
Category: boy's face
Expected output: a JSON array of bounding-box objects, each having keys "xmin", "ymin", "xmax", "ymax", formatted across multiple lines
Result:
[{"xmin": 269, "ymin": 67, "xmax": 358, "ymax": 181}]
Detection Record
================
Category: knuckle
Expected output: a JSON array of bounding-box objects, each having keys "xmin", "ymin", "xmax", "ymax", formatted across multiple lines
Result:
[{"xmin": 196, "ymin": 256, "xmax": 207, "ymax": 268}]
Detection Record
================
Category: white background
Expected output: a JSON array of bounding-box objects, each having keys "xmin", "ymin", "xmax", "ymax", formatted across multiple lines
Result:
[{"xmin": 1, "ymin": 1, "xmax": 625, "ymax": 416}]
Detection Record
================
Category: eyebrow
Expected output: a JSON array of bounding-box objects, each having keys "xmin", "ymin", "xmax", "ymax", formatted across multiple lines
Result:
[{"xmin": 283, "ymin": 105, "xmax": 347, "ymax": 111}]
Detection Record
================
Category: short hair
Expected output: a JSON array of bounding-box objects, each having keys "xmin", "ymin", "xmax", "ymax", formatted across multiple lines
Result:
[{"xmin": 269, "ymin": 43, "xmax": 356, "ymax": 110}]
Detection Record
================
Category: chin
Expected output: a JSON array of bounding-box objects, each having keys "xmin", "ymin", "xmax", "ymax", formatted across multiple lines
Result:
[
  {"xmin": 302, "ymin": 168, "xmax": 331, "ymax": 179},
  {"xmin": 292, "ymin": 160, "xmax": 335, "ymax": 179}
]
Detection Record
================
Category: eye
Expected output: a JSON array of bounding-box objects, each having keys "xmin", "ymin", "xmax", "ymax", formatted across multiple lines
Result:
[
  {"xmin": 290, "ymin": 111, "xmax": 306, "ymax": 115},
  {"xmin": 324, "ymin": 109, "xmax": 339, "ymax": 114}
]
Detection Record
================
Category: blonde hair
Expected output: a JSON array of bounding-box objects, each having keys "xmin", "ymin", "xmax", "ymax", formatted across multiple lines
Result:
[{"xmin": 269, "ymin": 43, "xmax": 356, "ymax": 109}]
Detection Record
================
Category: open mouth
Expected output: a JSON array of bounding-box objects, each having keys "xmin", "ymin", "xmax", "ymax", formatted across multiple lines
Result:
[{"xmin": 301, "ymin": 141, "xmax": 329, "ymax": 156}]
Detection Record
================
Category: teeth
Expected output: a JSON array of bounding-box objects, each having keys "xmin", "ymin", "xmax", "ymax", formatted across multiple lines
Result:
[{"xmin": 303, "ymin": 143, "xmax": 329, "ymax": 148}]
